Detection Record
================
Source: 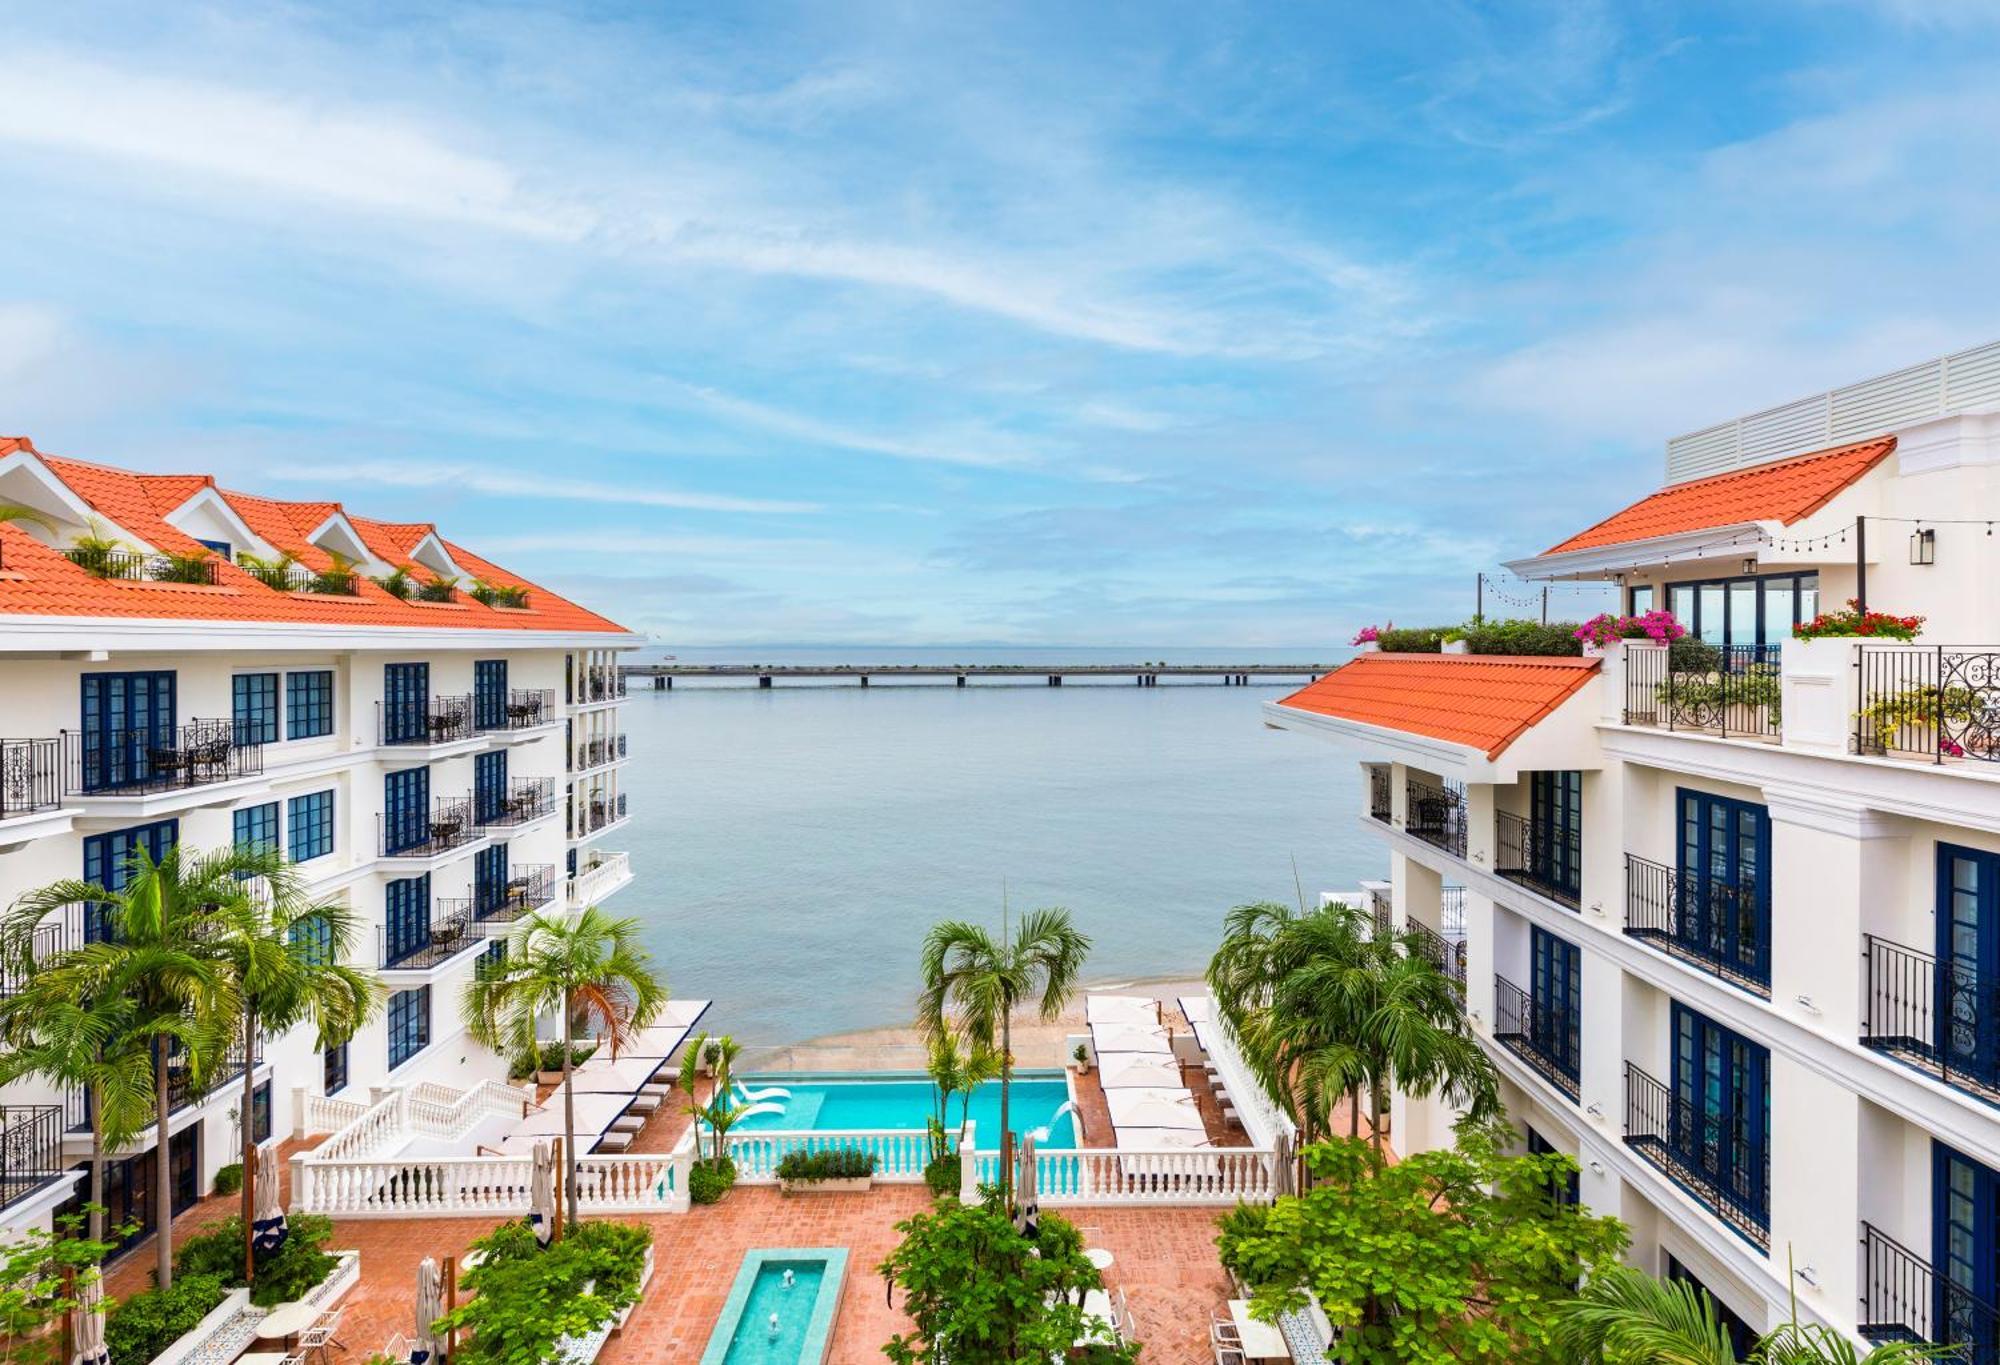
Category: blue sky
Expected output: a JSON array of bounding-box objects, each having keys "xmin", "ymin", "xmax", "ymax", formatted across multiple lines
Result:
[{"xmin": 1, "ymin": 1, "xmax": 1995, "ymax": 646}]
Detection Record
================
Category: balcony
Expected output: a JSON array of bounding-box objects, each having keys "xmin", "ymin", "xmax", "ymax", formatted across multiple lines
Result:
[
  {"xmin": 66, "ymin": 1038, "xmax": 259, "ymax": 1134},
  {"xmin": 1621, "ymin": 1060, "xmax": 1769, "ymax": 1250},
  {"xmin": 0, "ymin": 1106, "xmax": 65, "ymax": 1212},
  {"xmin": 578, "ymin": 667, "xmax": 627, "ymax": 704},
  {"xmin": 0, "ymin": 917, "xmax": 71, "ymax": 998},
  {"xmin": 475, "ymin": 776, "xmax": 556, "ymax": 828},
  {"xmin": 1861, "ymin": 933, "xmax": 2000, "ymax": 1107},
  {"xmin": 1408, "ymin": 919, "xmax": 1465, "ymax": 989},
  {"xmin": 381, "ymin": 901, "xmax": 484, "ymax": 971},
  {"xmin": 569, "ymin": 791, "xmax": 628, "ymax": 839},
  {"xmin": 1404, "ymin": 779, "xmax": 1466, "ymax": 859},
  {"xmin": 61, "ymin": 719, "xmax": 264, "ymax": 796},
  {"xmin": 378, "ymin": 694, "xmax": 474, "ymax": 747},
  {"xmin": 1367, "ymin": 766, "xmax": 1390, "ymax": 822},
  {"xmin": 1623, "ymin": 854, "xmax": 1771, "ymax": 997},
  {"xmin": 475, "ymin": 688, "xmax": 557, "ymax": 734},
  {"xmin": 1859, "ymin": 1221, "xmax": 1998, "ymax": 1362},
  {"xmin": 0, "ymin": 738, "xmax": 61, "ymax": 819},
  {"xmin": 63, "ymin": 547, "xmax": 219, "ymax": 585},
  {"xmin": 1855, "ymin": 644, "xmax": 2000, "ymax": 765},
  {"xmin": 573, "ymin": 733, "xmax": 629, "ymax": 772},
  {"xmin": 475, "ymin": 864, "xmax": 556, "ymax": 924},
  {"xmin": 567, "ymin": 850, "xmax": 632, "ymax": 909},
  {"xmin": 1492, "ymin": 974, "xmax": 1579, "ymax": 1100},
  {"xmin": 379, "ymin": 797, "xmax": 483, "ymax": 859},
  {"xmin": 1494, "ymin": 809, "xmax": 1580, "ymax": 910},
  {"xmin": 1621, "ymin": 642, "xmax": 1781, "ymax": 743}
]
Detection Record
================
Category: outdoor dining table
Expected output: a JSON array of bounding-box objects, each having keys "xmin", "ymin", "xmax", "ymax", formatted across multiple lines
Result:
[
  {"xmin": 1228, "ymin": 1299, "xmax": 1293, "ymax": 1362},
  {"xmin": 254, "ymin": 1300, "xmax": 319, "ymax": 1347}
]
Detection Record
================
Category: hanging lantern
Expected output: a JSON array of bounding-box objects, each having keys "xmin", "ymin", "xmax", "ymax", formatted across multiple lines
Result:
[{"xmin": 1910, "ymin": 528, "xmax": 1935, "ymax": 565}]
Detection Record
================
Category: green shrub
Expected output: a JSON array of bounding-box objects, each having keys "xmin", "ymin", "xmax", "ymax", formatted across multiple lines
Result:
[
  {"xmin": 776, "ymin": 1148, "xmax": 876, "ymax": 1183},
  {"xmin": 173, "ymin": 1213, "xmax": 338, "ymax": 1307},
  {"xmin": 151, "ymin": 551, "xmax": 215, "ymax": 585},
  {"xmin": 1375, "ymin": 625, "xmax": 1450, "ymax": 653},
  {"xmin": 1668, "ymin": 637, "xmax": 1721, "ymax": 673},
  {"xmin": 1462, "ymin": 618, "xmax": 1584, "ymax": 657},
  {"xmin": 211, "ymin": 1162, "xmax": 243, "ymax": 1196},
  {"xmin": 106, "ymin": 1273, "xmax": 227, "ymax": 1365},
  {"xmin": 689, "ymin": 1156, "xmax": 736, "ymax": 1205},
  {"xmin": 923, "ymin": 1152, "xmax": 961, "ymax": 1197},
  {"xmin": 436, "ymin": 1219, "xmax": 651, "ymax": 1364}
]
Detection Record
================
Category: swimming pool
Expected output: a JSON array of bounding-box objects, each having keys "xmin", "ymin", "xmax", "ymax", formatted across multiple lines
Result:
[
  {"xmin": 699, "ymin": 1249, "xmax": 847, "ymax": 1365},
  {"xmin": 729, "ymin": 1070, "xmax": 1079, "ymax": 1148}
]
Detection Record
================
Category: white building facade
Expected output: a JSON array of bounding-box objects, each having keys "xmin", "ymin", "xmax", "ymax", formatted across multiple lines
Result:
[
  {"xmin": 0, "ymin": 438, "xmax": 639, "ymax": 1246},
  {"xmin": 1268, "ymin": 343, "xmax": 2000, "ymax": 1357}
]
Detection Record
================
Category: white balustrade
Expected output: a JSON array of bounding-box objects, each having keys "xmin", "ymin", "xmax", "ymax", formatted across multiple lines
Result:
[
  {"xmin": 299, "ymin": 1090, "xmax": 370, "ymax": 1139},
  {"xmin": 567, "ymin": 852, "xmax": 631, "ymax": 910},
  {"xmin": 290, "ymin": 1152, "xmax": 689, "ymax": 1218},
  {"xmin": 312, "ymin": 1090, "xmax": 406, "ymax": 1162},
  {"xmin": 406, "ymin": 1079, "xmax": 532, "ymax": 1140},
  {"xmin": 719, "ymin": 1127, "xmax": 934, "ymax": 1183},
  {"xmin": 970, "ymin": 1145, "xmax": 1279, "ymax": 1206}
]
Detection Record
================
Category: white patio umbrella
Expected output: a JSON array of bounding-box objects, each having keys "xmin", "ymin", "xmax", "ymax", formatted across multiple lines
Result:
[
  {"xmin": 1105, "ymin": 1087, "xmax": 1205, "ymax": 1132},
  {"xmin": 1272, "ymin": 1129, "xmax": 1296, "ymax": 1199},
  {"xmin": 1087, "ymin": 1023, "xmax": 1173, "ymax": 1055},
  {"xmin": 530, "ymin": 1140, "xmax": 556, "ymax": 1248},
  {"xmin": 69, "ymin": 1274, "xmax": 108, "ymax": 1365},
  {"xmin": 411, "ymin": 1257, "xmax": 444, "ymax": 1364},
  {"xmin": 1013, "ymin": 1129, "xmax": 1040, "ymax": 1238},
  {"xmin": 252, "ymin": 1144, "xmax": 288, "ymax": 1254},
  {"xmin": 1115, "ymin": 1127, "xmax": 1215, "ymax": 1150},
  {"xmin": 1085, "ymin": 994, "xmax": 1159, "ymax": 1026},
  {"xmin": 1176, "ymin": 994, "xmax": 1213, "ymax": 1026},
  {"xmin": 1097, "ymin": 1053, "xmax": 1184, "ymax": 1090}
]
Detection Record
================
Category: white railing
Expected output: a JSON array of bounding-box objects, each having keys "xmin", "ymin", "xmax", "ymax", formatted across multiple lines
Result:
[
  {"xmin": 297, "ymin": 1090, "xmax": 370, "ymax": 1139},
  {"xmin": 567, "ymin": 851, "xmax": 631, "ymax": 909},
  {"xmin": 1203, "ymin": 1013, "xmax": 1294, "ymax": 1151},
  {"xmin": 406, "ymin": 1079, "xmax": 532, "ymax": 1140},
  {"xmin": 719, "ymin": 1127, "xmax": 935, "ymax": 1183},
  {"xmin": 312, "ymin": 1090, "xmax": 406, "ymax": 1162},
  {"xmin": 290, "ymin": 1150, "xmax": 690, "ymax": 1218},
  {"xmin": 1666, "ymin": 338, "xmax": 2000, "ymax": 481},
  {"xmin": 969, "ymin": 1144, "xmax": 1279, "ymax": 1206}
]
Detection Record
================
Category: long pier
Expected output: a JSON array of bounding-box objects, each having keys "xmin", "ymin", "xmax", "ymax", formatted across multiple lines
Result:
[{"xmin": 619, "ymin": 662, "xmax": 1334, "ymax": 689}]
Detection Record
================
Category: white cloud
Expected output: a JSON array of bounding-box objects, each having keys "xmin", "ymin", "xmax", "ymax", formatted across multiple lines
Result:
[
  {"xmin": 271, "ymin": 460, "xmax": 820, "ymax": 515},
  {"xmin": 675, "ymin": 382, "xmax": 1043, "ymax": 470}
]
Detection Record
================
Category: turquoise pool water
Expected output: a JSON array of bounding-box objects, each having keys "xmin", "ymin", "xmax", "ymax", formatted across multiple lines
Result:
[
  {"xmin": 730, "ymin": 1071, "xmax": 1078, "ymax": 1148},
  {"xmin": 700, "ymin": 1249, "xmax": 847, "ymax": 1365}
]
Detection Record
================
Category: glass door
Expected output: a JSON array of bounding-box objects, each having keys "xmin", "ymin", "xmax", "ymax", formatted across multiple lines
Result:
[
  {"xmin": 1938, "ymin": 844, "xmax": 2000, "ymax": 1089},
  {"xmin": 1677, "ymin": 789, "xmax": 1772, "ymax": 987},
  {"xmin": 383, "ymin": 662, "xmax": 430, "ymax": 743},
  {"xmin": 79, "ymin": 671, "xmax": 176, "ymax": 790},
  {"xmin": 1671, "ymin": 1003, "xmax": 1770, "ymax": 1232},
  {"xmin": 1935, "ymin": 1141, "xmax": 2000, "ymax": 1361},
  {"xmin": 1529, "ymin": 927, "xmax": 1581, "ymax": 1085}
]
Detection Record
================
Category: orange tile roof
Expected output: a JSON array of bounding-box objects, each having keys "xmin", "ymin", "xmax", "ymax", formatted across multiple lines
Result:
[
  {"xmin": 1545, "ymin": 436, "xmax": 1896, "ymax": 555},
  {"xmin": 0, "ymin": 439, "xmax": 629, "ymax": 636},
  {"xmin": 1276, "ymin": 653, "xmax": 1599, "ymax": 759}
]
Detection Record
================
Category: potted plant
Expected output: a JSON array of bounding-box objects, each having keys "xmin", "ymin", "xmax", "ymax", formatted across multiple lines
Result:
[
  {"xmin": 776, "ymin": 1147, "xmax": 877, "ymax": 1194},
  {"xmin": 1071, "ymin": 1041, "xmax": 1091, "ymax": 1074},
  {"xmin": 1351, "ymin": 625, "xmax": 1381, "ymax": 653},
  {"xmin": 1440, "ymin": 626, "xmax": 1469, "ymax": 655}
]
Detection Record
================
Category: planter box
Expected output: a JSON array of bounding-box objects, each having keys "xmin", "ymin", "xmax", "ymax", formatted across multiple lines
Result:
[
  {"xmin": 1442, "ymin": 639, "xmax": 1469, "ymax": 654},
  {"xmin": 781, "ymin": 1176, "xmax": 873, "ymax": 1194}
]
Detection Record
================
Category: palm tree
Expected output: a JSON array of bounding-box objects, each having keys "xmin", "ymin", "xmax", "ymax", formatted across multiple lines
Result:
[
  {"xmin": 8, "ymin": 843, "xmax": 253, "ymax": 1289},
  {"xmin": 205, "ymin": 850, "xmax": 377, "ymax": 1283},
  {"xmin": 917, "ymin": 907, "xmax": 1090, "ymax": 1198},
  {"xmin": 462, "ymin": 907, "xmax": 665, "ymax": 1229},
  {"xmin": 0, "ymin": 930, "xmax": 157, "ymax": 1243},
  {"xmin": 677, "ymin": 1032, "xmax": 749, "ymax": 1170},
  {"xmin": 1557, "ymin": 1264, "xmax": 1951, "ymax": 1363},
  {"xmin": 372, "ymin": 565, "xmax": 416, "ymax": 599},
  {"xmin": 237, "ymin": 550, "xmax": 301, "ymax": 591}
]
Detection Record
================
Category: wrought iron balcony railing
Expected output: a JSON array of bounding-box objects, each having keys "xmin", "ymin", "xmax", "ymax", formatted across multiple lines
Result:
[
  {"xmin": 1623, "ymin": 854, "xmax": 1771, "ymax": 995},
  {"xmin": 1855, "ymin": 644, "xmax": 2000, "ymax": 764},
  {"xmin": 476, "ymin": 776, "xmax": 555, "ymax": 828},
  {"xmin": 379, "ymin": 797, "xmax": 482, "ymax": 859},
  {"xmin": 1494, "ymin": 808, "xmax": 1581, "ymax": 909},
  {"xmin": 1441, "ymin": 885, "xmax": 1465, "ymax": 936},
  {"xmin": 1367, "ymin": 886, "xmax": 1392, "ymax": 938},
  {"xmin": 582, "ymin": 667, "xmax": 627, "ymax": 702},
  {"xmin": 65, "ymin": 1037, "xmax": 259, "ymax": 1134},
  {"xmin": 504, "ymin": 688, "xmax": 557, "ymax": 731},
  {"xmin": 575, "ymin": 733, "xmax": 630, "ymax": 770},
  {"xmin": 1493, "ymin": 974, "xmax": 1580, "ymax": 1100},
  {"xmin": 1622, "ymin": 1060, "xmax": 1769, "ymax": 1249},
  {"xmin": 1408, "ymin": 919, "xmax": 1466, "ymax": 989},
  {"xmin": 1862, "ymin": 933, "xmax": 2000, "ymax": 1106},
  {"xmin": 0, "ymin": 1106, "xmax": 65, "ymax": 1212},
  {"xmin": 1404, "ymin": 779, "xmax": 1466, "ymax": 858},
  {"xmin": 570, "ymin": 791, "xmax": 628, "ymax": 838},
  {"xmin": 382, "ymin": 901, "xmax": 482, "ymax": 970},
  {"xmin": 1859, "ymin": 1220, "xmax": 1999, "ymax": 1363},
  {"xmin": 378, "ymin": 694, "xmax": 473, "ymax": 746},
  {"xmin": 475, "ymin": 864, "xmax": 556, "ymax": 923},
  {"xmin": 0, "ymin": 918, "xmax": 69, "ymax": 998},
  {"xmin": 61, "ymin": 719, "xmax": 263, "ymax": 796},
  {"xmin": 1622, "ymin": 641, "xmax": 1782, "ymax": 741},
  {"xmin": 0, "ymin": 738, "xmax": 61, "ymax": 818},
  {"xmin": 63, "ymin": 547, "xmax": 219, "ymax": 584},
  {"xmin": 1368, "ymin": 766, "xmax": 1391, "ymax": 822}
]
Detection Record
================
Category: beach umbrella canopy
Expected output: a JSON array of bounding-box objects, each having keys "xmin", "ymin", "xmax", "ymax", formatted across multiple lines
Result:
[
  {"xmin": 530, "ymin": 1141, "xmax": 556, "ymax": 1248},
  {"xmin": 252, "ymin": 1145, "xmax": 288, "ymax": 1255},
  {"xmin": 1105, "ymin": 1087, "xmax": 1205, "ymax": 1132},
  {"xmin": 1013, "ymin": 1130, "xmax": 1040, "ymax": 1239},
  {"xmin": 411, "ymin": 1257, "xmax": 444, "ymax": 1364},
  {"xmin": 1115, "ymin": 1127, "xmax": 1216, "ymax": 1150},
  {"xmin": 1088, "ymin": 1023, "xmax": 1173, "ymax": 1056},
  {"xmin": 1176, "ymin": 994, "xmax": 1213, "ymax": 1026},
  {"xmin": 1097, "ymin": 1053, "xmax": 1183, "ymax": 1090},
  {"xmin": 70, "ymin": 1274, "xmax": 108, "ymax": 1365},
  {"xmin": 1085, "ymin": 995, "xmax": 1160, "ymax": 1027}
]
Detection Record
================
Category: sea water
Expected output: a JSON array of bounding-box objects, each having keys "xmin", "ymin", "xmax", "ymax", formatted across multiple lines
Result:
[{"xmin": 616, "ymin": 646, "xmax": 1373, "ymax": 1044}]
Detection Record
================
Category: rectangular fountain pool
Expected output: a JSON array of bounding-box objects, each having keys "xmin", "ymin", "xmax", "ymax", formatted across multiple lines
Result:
[
  {"xmin": 730, "ymin": 1070, "xmax": 1079, "ymax": 1147},
  {"xmin": 700, "ymin": 1249, "xmax": 848, "ymax": 1365}
]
